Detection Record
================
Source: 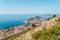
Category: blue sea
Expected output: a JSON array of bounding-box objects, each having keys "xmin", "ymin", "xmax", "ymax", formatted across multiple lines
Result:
[{"xmin": 0, "ymin": 14, "xmax": 60, "ymax": 28}]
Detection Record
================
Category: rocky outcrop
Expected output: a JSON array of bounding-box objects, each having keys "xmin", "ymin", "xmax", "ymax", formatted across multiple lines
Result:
[{"xmin": 24, "ymin": 16, "xmax": 45, "ymax": 26}]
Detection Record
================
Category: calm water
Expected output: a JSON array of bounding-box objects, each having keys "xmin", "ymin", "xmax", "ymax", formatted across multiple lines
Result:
[{"xmin": 0, "ymin": 14, "xmax": 60, "ymax": 28}]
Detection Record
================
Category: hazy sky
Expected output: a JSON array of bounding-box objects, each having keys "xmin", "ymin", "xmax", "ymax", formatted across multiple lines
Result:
[{"xmin": 0, "ymin": 0, "xmax": 60, "ymax": 14}]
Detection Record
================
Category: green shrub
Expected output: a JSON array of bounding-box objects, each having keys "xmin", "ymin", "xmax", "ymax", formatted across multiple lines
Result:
[{"xmin": 53, "ymin": 14, "xmax": 56, "ymax": 17}]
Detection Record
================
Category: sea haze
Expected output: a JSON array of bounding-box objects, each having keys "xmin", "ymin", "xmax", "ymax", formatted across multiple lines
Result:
[{"xmin": 0, "ymin": 14, "xmax": 60, "ymax": 28}]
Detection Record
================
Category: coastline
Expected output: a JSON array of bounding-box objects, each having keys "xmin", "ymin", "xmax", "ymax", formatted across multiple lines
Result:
[
  {"xmin": 0, "ymin": 14, "xmax": 60, "ymax": 28},
  {"xmin": 0, "ymin": 16, "xmax": 44, "ymax": 40}
]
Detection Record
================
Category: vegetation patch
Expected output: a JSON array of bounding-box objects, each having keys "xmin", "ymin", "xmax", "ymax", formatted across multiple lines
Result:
[
  {"xmin": 56, "ymin": 17, "xmax": 60, "ymax": 22},
  {"xmin": 32, "ymin": 24, "xmax": 60, "ymax": 40}
]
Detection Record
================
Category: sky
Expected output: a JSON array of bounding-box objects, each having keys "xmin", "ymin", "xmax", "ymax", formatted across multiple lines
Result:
[{"xmin": 0, "ymin": 0, "xmax": 60, "ymax": 14}]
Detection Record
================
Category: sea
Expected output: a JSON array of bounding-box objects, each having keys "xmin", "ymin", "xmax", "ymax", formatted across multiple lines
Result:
[{"xmin": 0, "ymin": 14, "xmax": 60, "ymax": 28}]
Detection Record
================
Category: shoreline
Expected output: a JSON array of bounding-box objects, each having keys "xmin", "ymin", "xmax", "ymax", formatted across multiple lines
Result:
[
  {"xmin": 0, "ymin": 16, "xmax": 44, "ymax": 39},
  {"xmin": 0, "ymin": 14, "xmax": 60, "ymax": 28}
]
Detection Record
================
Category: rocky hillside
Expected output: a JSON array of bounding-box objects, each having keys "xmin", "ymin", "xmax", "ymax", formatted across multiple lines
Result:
[
  {"xmin": 24, "ymin": 16, "xmax": 44, "ymax": 26},
  {"xmin": 18, "ymin": 16, "xmax": 60, "ymax": 40},
  {"xmin": 2, "ymin": 16, "xmax": 60, "ymax": 40}
]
